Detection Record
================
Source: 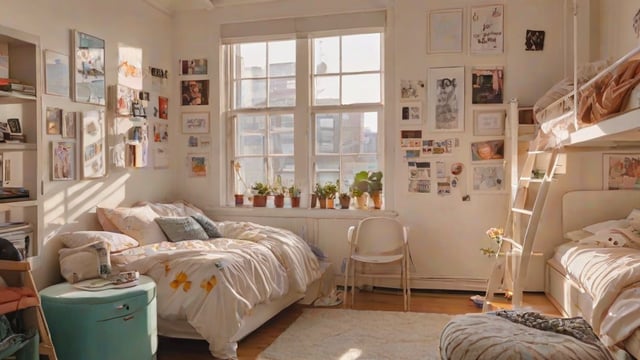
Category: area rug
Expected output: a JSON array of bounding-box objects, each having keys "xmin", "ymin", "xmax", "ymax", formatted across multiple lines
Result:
[{"xmin": 257, "ymin": 308, "xmax": 454, "ymax": 360}]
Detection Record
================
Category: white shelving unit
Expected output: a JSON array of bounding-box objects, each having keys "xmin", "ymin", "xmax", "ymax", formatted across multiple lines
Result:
[{"xmin": 0, "ymin": 25, "xmax": 42, "ymax": 257}]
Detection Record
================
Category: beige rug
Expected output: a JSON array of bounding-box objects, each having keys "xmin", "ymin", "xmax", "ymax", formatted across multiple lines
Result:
[{"xmin": 257, "ymin": 308, "xmax": 454, "ymax": 360}]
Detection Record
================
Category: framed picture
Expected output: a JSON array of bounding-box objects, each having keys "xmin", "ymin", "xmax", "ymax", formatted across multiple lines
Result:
[
  {"xmin": 72, "ymin": 30, "xmax": 106, "ymax": 105},
  {"xmin": 159, "ymin": 96, "xmax": 168, "ymax": 119},
  {"xmin": 472, "ymin": 164, "xmax": 505, "ymax": 192},
  {"xmin": 46, "ymin": 107, "xmax": 63, "ymax": 135},
  {"xmin": 400, "ymin": 102, "xmax": 422, "ymax": 125},
  {"xmin": 116, "ymin": 85, "xmax": 136, "ymax": 116},
  {"xmin": 6, "ymin": 118, "xmax": 21, "ymax": 134},
  {"xmin": 603, "ymin": 153, "xmax": 640, "ymax": 190},
  {"xmin": 52, "ymin": 141, "xmax": 75, "ymax": 181},
  {"xmin": 470, "ymin": 5, "xmax": 504, "ymax": 54},
  {"xmin": 473, "ymin": 109, "xmax": 505, "ymax": 136},
  {"xmin": 427, "ymin": 66, "xmax": 465, "ymax": 132},
  {"xmin": 181, "ymin": 80, "xmax": 209, "ymax": 106},
  {"xmin": 181, "ymin": 112, "xmax": 209, "ymax": 134},
  {"xmin": 117, "ymin": 46, "xmax": 142, "ymax": 90},
  {"xmin": 62, "ymin": 112, "xmax": 77, "ymax": 139},
  {"xmin": 81, "ymin": 110, "xmax": 106, "ymax": 179},
  {"xmin": 179, "ymin": 58, "xmax": 208, "ymax": 75},
  {"xmin": 188, "ymin": 154, "xmax": 207, "ymax": 177},
  {"xmin": 44, "ymin": 49, "xmax": 70, "ymax": 97},
  {"xmin": 472, "ymin": 67, "xmax": 504, "ymax": 104},
  {"xmin": 471, "ymin": 139, "xmax": 504, "ymax": 161},
  {"xmin": 428, "ymin": 8, "xmax": 463, "ymax": 54},
  {"xmin": 400, "ymin": 80, "xmax": 424, "ymax": 101}
]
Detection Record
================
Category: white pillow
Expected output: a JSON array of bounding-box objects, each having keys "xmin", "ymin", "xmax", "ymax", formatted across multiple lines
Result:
[
  {"xmin": 627, "ymin": 209, "xmax": 640, "ymax": 221},
  {"xmin": 96, "ymin": 207, "xmax": 122, "ymax": 233},
  {"xmin": 564, "ymin": 229, "xmax": 593, "ymax": 242},
  {"xmin": 578, "ymin": 229, "xmax": 640, "ymax": 249},
  {"xmin": 57, "ymin": 231, "xmax": 139, "ymax": 253},
  {"xmin": 101, "ymin": 205, "xmax": 167, "ymax": 244},
  {"xmin": 582, "ymin": 219, "xmax": 630, "ymax": 234},
  {"xmin": 59, "ymin": 240, "xmax": 111, "ymax": 283}
]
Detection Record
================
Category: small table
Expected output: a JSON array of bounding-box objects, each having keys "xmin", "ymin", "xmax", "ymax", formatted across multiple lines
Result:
[{"xmin": 40, "ymin": 275, "xmax": 157, "ymax": 360}]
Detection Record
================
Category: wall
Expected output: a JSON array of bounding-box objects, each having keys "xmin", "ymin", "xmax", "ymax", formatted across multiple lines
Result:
[
  {"xmin": 0, "ymin": 0, "xmax": 176, "ymax": 288},
  {"xmin": 173, "ymin": 0, "xmax": 574, "ymax": 291}
]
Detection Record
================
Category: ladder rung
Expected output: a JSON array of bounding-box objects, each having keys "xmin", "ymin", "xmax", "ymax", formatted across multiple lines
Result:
[
  {"xmin": 519, "ymin": 177, "xmax": 544, "ymax": 183},
  {"xmin": 500, "ymin": 237, "xmax": 523, "ymax": 251},
  {"xmin": 512, "ymin": 208, "xmax": 533, "ymax": 216},
  {"xmin": 527, "ymin": 150, "xmax": 546, "ymax": 154}
]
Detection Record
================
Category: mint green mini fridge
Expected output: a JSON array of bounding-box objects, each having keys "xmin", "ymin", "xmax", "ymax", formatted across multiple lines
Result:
[{"xmin": 40, "ymin": 275, "xmax": 157, "ymax": 360}]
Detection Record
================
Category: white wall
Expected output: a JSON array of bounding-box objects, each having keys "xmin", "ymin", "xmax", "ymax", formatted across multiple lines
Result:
[
  {"xmin": 0, "ymin": 0, "xmax": 176, "ymax": 288},
  {"xmin": 173, "ymin": 0, "xmax": 577, "ymax": 291}
]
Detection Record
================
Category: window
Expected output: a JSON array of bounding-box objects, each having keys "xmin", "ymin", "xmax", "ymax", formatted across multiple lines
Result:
[{"xmin": 224, "ymin": 18, "xmax": 384, "ymax": 206}]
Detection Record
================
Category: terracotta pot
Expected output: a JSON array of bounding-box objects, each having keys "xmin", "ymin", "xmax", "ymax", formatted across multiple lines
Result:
[
  {"xmin": 291, "ymin": 197, "xmax": 301, "ymax": 208},
  {"xmin": 234, "ymin": 194, "xmax": 244, "ymax": 207},
  {"xmin": 274, "ymin": 194, "xmax": 285, "ymax": 208},
  {"xmin": 319, "ymin": 198, "xmax": 327, "ymax": 209},
  {"xmin": 310, "ymin": 194, "xmax": 317, "ymax": 208},
  {"xmin": 253, "ymin": 195, "xmax": 267, "ymax": 207},
  {"xmin": 339, "ymin": 196, "xmax": 351, "ymax": 209},
  {"xmin": 326, "ymin": 198, "xmax": 334, "ymax": 209},
  {"xmin": 371, "ymin": 191, "xmax": 383, "ymax": 209}
]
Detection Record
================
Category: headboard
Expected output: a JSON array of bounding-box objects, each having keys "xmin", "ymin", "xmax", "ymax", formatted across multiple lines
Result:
[{"xmin": 562, "ymin": 190, "xmax": 640, "ymax": 234}]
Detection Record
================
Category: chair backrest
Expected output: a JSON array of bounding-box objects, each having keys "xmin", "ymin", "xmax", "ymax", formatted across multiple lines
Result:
[{"xmin": 352, "ymin": 217, "xmax": 406, "ymax": 256}]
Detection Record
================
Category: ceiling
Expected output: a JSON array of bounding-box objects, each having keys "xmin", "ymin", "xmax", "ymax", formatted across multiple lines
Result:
[{"xmin": 144, "ymin": 0, "xmax": 282, "ymax": 15}]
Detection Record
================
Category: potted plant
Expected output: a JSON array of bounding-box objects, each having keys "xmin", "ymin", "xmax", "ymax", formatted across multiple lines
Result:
[
  {"xmin": 368, "ymin": 170, "xmax": 383, "ymax": 209},
  {"xmin": 352, "ymin": 171, "xmax": 371, "ymax": 209},
  {"xmin": 339, "ymin": 191, "xmax": 351, "ymax": 209},
  {"xmin": 288, "ymin": 184, "xmax": 301, "ymax": 208},
  {"xmin": 233, "ymin": 161, "xmax": 250, "ymax": 207},
  {"xmin": 272, "ymin": 176, "xmax": 285, "ymax": 208},
  {"xmin": 316, "ymin": 181, "xmax": 338, "ymax": 209},
  {"xmin": 251, "ymin": 182, "xmax": 271, "ymax": 207}
]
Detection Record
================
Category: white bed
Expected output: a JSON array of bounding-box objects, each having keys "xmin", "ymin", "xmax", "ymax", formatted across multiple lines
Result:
[
  {"xmin": 545, "ymin": 190, "xmax": 640, "ymax": 359},
  {"xmin": 59, "ymin": 201, "xmax": 329, "ymax": 359}
]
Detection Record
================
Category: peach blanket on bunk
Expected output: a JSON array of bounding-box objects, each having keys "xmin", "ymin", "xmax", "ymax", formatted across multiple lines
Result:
[{"xmin": 531, "ymin": 57, "xmax": 640, "ymax": 150}]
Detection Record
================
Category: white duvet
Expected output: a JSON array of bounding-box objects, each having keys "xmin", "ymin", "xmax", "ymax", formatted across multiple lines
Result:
[
  {"xmin": 111, "ymin": 221, "xmax": 322, "ymax": 359},
  {"xmin": 559, "ymin": 244, "xmax": 640, "ymax": 346}
]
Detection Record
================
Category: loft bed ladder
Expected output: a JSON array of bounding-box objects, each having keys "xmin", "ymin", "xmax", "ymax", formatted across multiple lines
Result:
[{"xmin": 483, "ymin": 146, "xmax": 559, "ymax": 311}]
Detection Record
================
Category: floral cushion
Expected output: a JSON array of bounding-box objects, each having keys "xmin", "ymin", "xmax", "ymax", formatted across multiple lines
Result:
[
  {"xmin": 57, "ymin": 231, "xmax": 139, "ymax": 253},
  {"xmin": 101, "ymin": 205, "xmax": 167, "ymax": 244}
]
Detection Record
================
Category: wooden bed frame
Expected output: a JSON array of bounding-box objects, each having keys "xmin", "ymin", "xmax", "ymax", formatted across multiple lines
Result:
[{"xmin": 545, "ymin": 189, "xmax": 640, "ymax": 358}]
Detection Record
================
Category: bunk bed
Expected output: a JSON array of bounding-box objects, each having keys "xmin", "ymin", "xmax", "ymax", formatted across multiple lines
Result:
[{"xmin": 505, "ymin": 43, "xmax": 640, "ymax": 359}]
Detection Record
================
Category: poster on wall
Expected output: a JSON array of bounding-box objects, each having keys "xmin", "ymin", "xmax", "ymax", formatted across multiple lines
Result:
[
  {"xmin": 408, "ymin": 161, "xmax": 431, "ymax": 193},
  {"xmin": 470, "ymin": 5, "xmax": 504, "ymax": 54},
  {"xmin": 44, "ymin": 50, "xmax": 70, "ymax": 97},
  {"xmin": 427, "ymin": 67, "xmax": 465, "ymax": 132},
  {"xmin": 52, "ymin": 141, "xmax": 75, "ymax": 181},
  {"xmin": 118, "ymin": 46, "xmax": 143, "ymax": 90},
  {"xmin": 603, "ymin": 153, "xmax": 640, "ymax": 190},
  {"xmin": 81, "ymin": 110, "xmax": 106, "ymax": 179},
  {"xmin": 428, "ymin": 8, "xmax": 463, "ymax": 54},
  {"xmin": 471, "ymin": 67, "xmax": 504, "ymax": 104},
  {"xmin": 471, "ymin": 164, "xmax": 505, "ymax": 192},
  {"xmin": 72, "ymin": 30, "xmax": 106, "ymax": 105}
]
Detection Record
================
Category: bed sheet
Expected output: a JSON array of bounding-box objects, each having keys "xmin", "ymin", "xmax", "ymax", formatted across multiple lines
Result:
[
  {"xmin": 111, "ymin": 221, "xmax": 322, "ymax": 359},
  {"xmin": 555, "ymin": 243, "xmax": 640, "ymax": 346}
]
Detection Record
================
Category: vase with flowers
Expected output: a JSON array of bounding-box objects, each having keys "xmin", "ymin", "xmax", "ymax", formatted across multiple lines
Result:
[{"xmin": 480, "ymin": 227, "xmax": 504, "ymax": 256}]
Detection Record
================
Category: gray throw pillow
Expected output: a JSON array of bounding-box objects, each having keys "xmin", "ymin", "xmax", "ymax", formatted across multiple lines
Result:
[
  {"xmin": 191, "ymin": 213, "xmax": 223, "ymax": 239},
  {"xmin": 154, "ymin": 217, "xmax": 208, "ymax": 242}
]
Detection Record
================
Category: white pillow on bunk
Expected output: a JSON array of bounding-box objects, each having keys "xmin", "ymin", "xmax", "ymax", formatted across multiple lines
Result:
[
  {"xmin": 578, "ymin": 229, "xmax": 640, "ymax": 249},
  {"xmin": 627, "ymin": 208, "xmax": 640, "ymax": 221},
  {"xmin": 582, "ymin": 219, "xmax": 630, "ymax": 234},
  {"xmin": 564, "ymin": 229, "xmax": 593, "ymax": 242}
]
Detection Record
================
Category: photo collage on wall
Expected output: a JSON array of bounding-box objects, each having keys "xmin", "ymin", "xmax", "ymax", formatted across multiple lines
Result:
[{"xmin": 179, "ymin": 58, "xmax": 210, "ymax": 177}]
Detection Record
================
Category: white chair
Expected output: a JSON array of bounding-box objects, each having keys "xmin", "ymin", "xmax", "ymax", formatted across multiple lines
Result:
[{"xmin": 343, "ymin": 217, "xmax": 410, "ymax": 311}]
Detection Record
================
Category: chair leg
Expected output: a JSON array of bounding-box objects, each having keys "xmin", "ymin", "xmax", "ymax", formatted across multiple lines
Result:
[
  {"xmin": 343, "ymin": 258, "xmax": 350, "ymax": 309},
  {"xmin": 351, "ymin": 261, "xmax": 356, "ymax": 307}
]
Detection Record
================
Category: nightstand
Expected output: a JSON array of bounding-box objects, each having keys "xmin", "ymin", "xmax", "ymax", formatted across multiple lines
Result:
[{"xmin": 39, "ymin": 275, "xmax": 157, "ymax": 360}]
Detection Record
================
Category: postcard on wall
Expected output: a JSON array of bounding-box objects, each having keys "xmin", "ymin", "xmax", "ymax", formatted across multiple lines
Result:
[
  {"xmin": 428, "ymin": 8, "xmax": 463, "ymax": 54},
  {"xmin": 427, "ymin": 67, "xmax": 465, "ymax": 132},
  {"xmin": 179, "ymin": 58, "xmax": 208, "ymax": 75},
  {"xmin": 182, "ymin": 112, "xmax": 209, "ymax": 134},
  {"xmin": 400, "ymin": 80, "xmax": 424, "ymax": 101},
  {"xmin": 603, "ymin": 153, "xmax": 640, "ymax": 190},
  {"xmin": 473, "ymin": 109, "xmax": 505, "ymax": 136},
  {"xmin": 72, "ymin": 30, "xmax": 106, "ymax": 105},
  {"xmin": 422, "ymin": 138, "xmax": 458, "ymax": 156},
  {"xmin": 471, "ymin": 67, "xmax": 504, "ymax": 104},
  {"xmin": 472, "ymin": 164, "xmax": 505, "ymax": 192},
  {"xmin": 118, "ymin": 46, "xmax": 143, "ymax": 90},
  {"xmin": 116, "ymin": 85, "xmax": 136, "ymax": 116},
  {"xmin": 158, "ymin": 96, "xmax": 168, "ymax": 119},
  {"xmin": 62, "ymin": 112, "xmax": 77, "ymax": 139},
  {"xmin": 400, "ymin": 129, "xmax": 422, "ymax": 148},
  {"xmin": 153, "ymin": 122, "xmax": 168, "ymax": 143},
  {"xmin": 52, "ymin": 141, "xmax": 75, "ymax": 181},
  {"xmin": 471, "ymin": 139, "xmax": 504, "ymax": 161},
  {"xmin": 154, "ymin": 146, "xmax": 169, "ymax": 169},
  {"xmin": 470, "ymin": 5, "xmax": 504, "ymax": 54},
  {"xmin": 525, "ymin": 30, "xmax": 545, "ymax": 51},
  {"xmin": 408, "ymin": 161, "xmax": 432, "ymax": 193},
  {"xmin": 188, "ymin": 154, "xmax": 207, "ymax": 177},
  {"xmin": 44, "ymin": 50, "xmax": 70, "ymax": 97}
]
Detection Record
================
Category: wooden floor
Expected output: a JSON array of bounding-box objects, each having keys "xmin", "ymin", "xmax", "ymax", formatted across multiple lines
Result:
[{"xmin": 157, "ymin": 288, "xmax": 560, "ymax": 360}]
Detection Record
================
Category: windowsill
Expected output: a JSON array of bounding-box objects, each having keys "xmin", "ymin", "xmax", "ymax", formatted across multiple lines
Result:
[{"xmin": 207, "ymin": 206, "xmax": 398, "ymax": 219}]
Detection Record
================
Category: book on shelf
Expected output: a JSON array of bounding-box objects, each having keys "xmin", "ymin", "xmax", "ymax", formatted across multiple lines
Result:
[{"xmin": 0, "ymin": 187, "xmax": 29, "ymax": 202}]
